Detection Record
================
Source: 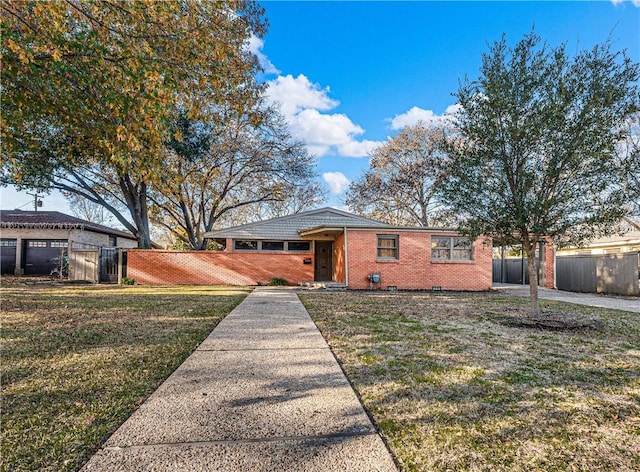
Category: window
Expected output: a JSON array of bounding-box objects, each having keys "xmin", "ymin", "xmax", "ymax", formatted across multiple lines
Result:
[
  {"xmin": 431, "ymin": 236, "xmax": 472, "ymax": 260},
  {"xmin": 0, "ymin": 240, "xmax": 17, "ymax": 247},
  {"xmin": 377, "ymin": 235, "xmax": 399, "ymax": 259},
  {"xmin": 262, "ymin": 241, "xmax": 284, "ymax": 251},
  {"xmin": 50, "ymin": 241, "xmax": 68, "ymax": 248},
  {"xmin": 234, "ymin": 240, "xmax": 258, "ymax": 250},
  {"xmin": 109, "ymin": 236, "xmax": 117, "ymax": 247},
  {"xmin": 28, "ymin": 241, "xmax": 47, "ymax": 248},
  {"xmin": 287, "ymin": 241, "xmax": 310, "ymax": 252}
]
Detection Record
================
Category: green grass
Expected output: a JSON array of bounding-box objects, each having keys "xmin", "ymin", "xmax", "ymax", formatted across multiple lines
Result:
[
  {"xmin": 1, "ymin": 283, "xmax": 250, "ymax": 472},
  {"xmin": 300, "ymin": 291, "xmax": 640, "ymax": 472}
]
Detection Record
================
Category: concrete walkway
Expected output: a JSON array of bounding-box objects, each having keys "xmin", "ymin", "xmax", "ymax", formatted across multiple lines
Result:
[
  {"xmin": 82, "ymin": 287, "xmax": 397, "ymax": 471},
  {"xmin": 493, "ymin": 284, "xmax": 640, "ymax": 313}
]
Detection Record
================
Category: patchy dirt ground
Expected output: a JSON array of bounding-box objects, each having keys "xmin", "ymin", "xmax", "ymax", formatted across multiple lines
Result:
[{"xmin": 300, "ymin": 291, "xmax": 640, "ymax": 472}]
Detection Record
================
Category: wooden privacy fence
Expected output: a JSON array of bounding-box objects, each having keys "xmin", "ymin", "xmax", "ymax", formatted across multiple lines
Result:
[
  {"xmin": 492, "ymin": 258, "xmax": 541, "ymax": 285},
  {"xmin": 556, "ymin": 252, "xmax": 639, "ymax": 296}
]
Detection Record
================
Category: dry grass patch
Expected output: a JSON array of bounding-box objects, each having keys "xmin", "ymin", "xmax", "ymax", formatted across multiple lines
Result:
[
  {"xmin": 300, "ymin": 291, "xmax": 640, "ymax": 472},
  {"xmin": 1, "ymin": 283, "xmax": 250, "ymax": 472}
]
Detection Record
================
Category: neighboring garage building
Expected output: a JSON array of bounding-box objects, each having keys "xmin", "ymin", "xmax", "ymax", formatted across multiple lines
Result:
[
  {"xmin": 126, "ymin": 207, "xmax": 524, "ymax": 291},
  {"xmin": 0, "ymin": 210, "xmax": 138, "ymax": 280}
]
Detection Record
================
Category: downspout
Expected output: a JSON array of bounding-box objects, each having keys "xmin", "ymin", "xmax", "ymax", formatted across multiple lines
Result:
[{"xmin": 344, "ymin": 226, "xmax": 349, "ymax": 287}]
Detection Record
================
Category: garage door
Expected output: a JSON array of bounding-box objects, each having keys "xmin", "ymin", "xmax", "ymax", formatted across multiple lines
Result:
[
  {"xmin": 1, "ymin": 239, "xmax": 17, "ymax": 275},
  {"xmin": 23, "ymin": 240, "xmax": 68, "ymax": 276}
]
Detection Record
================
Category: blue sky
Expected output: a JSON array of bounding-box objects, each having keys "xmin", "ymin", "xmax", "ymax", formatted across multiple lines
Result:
[{"xmin": 2, "ymin": 0, "xmax": 639, "ymax": 217}]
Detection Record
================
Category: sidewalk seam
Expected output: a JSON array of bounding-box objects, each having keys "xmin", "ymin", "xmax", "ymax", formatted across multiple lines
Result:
[
  {"xmin": 102, "ymin": 431, "xmax": 380, "ymax": 450},
  {"xmin": 197, "ymin": 347, "xmax": 330, "ymax": 352}
]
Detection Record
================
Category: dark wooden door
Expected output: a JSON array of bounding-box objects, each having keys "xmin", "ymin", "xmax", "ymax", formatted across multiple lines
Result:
[
  {"xmin": 314, "ymin": 241, "xmax": 333, "ymax": 281},
  {"xmin": 99, "ymin": 248, "xmax": 119, "ymax": 283}
]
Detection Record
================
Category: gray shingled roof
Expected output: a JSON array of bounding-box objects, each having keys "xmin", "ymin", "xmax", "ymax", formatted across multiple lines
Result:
[
  {"xmin": 204, "ymin": 207, "xmax": 392, "ymax": 240},
  {"xmin": 0, "ymin": 210, "xmax": 137, "ymax": 240}
]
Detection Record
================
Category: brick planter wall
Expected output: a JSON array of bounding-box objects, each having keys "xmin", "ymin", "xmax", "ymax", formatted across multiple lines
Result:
[{"xmin": 126, "ymin": 250, "xmax": 314, "ymax": 286}]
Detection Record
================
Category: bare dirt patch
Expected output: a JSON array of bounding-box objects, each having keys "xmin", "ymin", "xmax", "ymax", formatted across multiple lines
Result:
[{"xmin": 495, "ymin": 310, "xmax": 605, "ymax": 331}]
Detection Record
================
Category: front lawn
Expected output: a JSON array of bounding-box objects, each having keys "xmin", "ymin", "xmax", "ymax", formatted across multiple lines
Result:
[
  {"xmin": 300, "ymin": 291, "xmax": 640, "ymax": 472},
  {"xmin": 1, "ymin": 283, "xmax": 250, "ymax": 472}
]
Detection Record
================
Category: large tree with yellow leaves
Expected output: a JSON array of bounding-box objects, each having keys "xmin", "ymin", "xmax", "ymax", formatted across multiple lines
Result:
[{"xmin": 1, "ymin": 0, "xmax": 266, "ymax": 247}]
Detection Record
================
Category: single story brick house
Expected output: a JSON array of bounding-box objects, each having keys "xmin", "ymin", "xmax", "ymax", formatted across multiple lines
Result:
[
  {"xmin": 0, "ymin": 210, "xmax": 137, "ymax": 280},
  {"xmin": 127, "ymin": 207, "xmax": 499, "ymax": 290}
]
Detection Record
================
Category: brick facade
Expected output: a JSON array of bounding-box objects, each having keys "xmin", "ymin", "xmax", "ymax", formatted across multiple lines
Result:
[
  {"xmin": 345, "ymin": 229, "xmax": 493, "ymax": 291},
  {"xmin": 126, "ymin": 250, "xmax": 314, "ymax": 286},
  {"xmin": 126, "ymin": 230, "xmax": 553, "ymax": 291},
  {"xmin": 542, "ymin": 238, "xmax": 555, "ymax": 289}
]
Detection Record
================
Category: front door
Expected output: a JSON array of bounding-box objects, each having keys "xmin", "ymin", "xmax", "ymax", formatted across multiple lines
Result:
[{"xmin": 314, "ymin": 241, "xmax": 333, "ymax": 281}]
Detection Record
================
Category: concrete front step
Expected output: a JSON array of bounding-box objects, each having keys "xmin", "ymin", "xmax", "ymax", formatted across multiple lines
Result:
[{"xmin": 298, "ymin": 281, "xmax": 347, "ymax": 290}]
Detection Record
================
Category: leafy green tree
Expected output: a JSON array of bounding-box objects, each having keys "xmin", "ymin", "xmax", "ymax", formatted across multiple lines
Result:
[
  {"xmin": 442, "ymin": 32, "xmax": 640, "ymax": 316},
  {"xmin": 345, "ymin": 123, "xmax": 454, "ymax": 226},
  {"xmin": 1, "ymin": 0, "xmax": 266, "ymax": 247},
  {"xmin": 617, "ymin": 113, "xmax": 640, "ymax": 215}
]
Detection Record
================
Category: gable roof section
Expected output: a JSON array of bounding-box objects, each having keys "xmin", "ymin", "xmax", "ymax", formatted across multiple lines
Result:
[
  {"xmin": 204, "ymin": 207, "xmax": 392, "ymax": 240},
  {"xmin": 0, "ymin": 210, "xmax": 137, "ymax": 240}
]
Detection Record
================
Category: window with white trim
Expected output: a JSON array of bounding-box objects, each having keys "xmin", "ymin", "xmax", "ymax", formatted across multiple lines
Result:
[{"xmin": 431, "ymin": 236, "xmax": 472, "ymax": 260}]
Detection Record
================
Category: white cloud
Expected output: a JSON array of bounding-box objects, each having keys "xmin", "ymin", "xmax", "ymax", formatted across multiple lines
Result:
[
  {"xmin": 247, "ymin": 35, "xmax": 280, "ymax": 75},
  {"xmin": 610, "ymin": 0, "xmax": 640, "ymax": 6},
  {"xmin": 388, "ymin": 105, "xmax": 460, "ymax": 130},
  {"xmin": 337, "ymin": 139, "xmax": 381, "ymax": 158},
  {"xmin": 323, "ymin": 171, "xmax": 351, "ymax": 195},
  {"xmin": 265, "ymin": 74, "xmax": 382, "ymax": 158},
  {"xmin": 266, "ymin": 74, "xmax": 338, "ymax": 116}
]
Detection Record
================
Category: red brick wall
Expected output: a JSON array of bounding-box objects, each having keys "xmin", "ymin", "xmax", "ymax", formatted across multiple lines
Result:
[
  {"xmin": 543, "ymin": 238, "xmax": 555, "ymax": 289},
  {"xmin": 346, "ymin": 230, "xmax": 493, "ymax": 291},
  {"xmin": 126, "ymin": 250, "xmax": 314, "ymax": 286}
]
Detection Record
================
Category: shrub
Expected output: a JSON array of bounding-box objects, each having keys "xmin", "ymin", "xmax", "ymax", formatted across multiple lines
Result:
[
  {"xmin": 121, "ymin": 277, "xmax": 135, "ymax": 285},
  {"xmin": 268, "ymin": 278, "xmax": 289, "ymax": 286}
]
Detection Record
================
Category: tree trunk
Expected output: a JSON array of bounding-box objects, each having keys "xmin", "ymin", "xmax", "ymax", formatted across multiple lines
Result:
[
  {"xmin": 119, "ymin": 176, "xmax": 152, "ymax": 248},
  {"xmin": 524, "ymin": 237, "xmax": 540, "ymax": 318}
]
